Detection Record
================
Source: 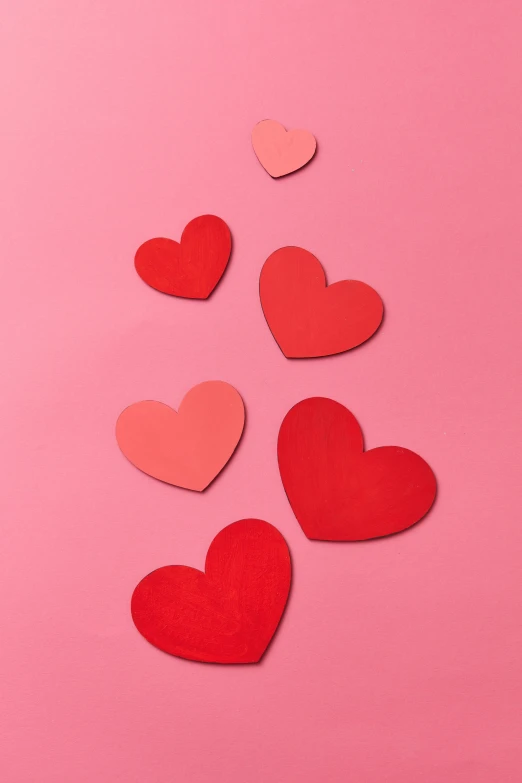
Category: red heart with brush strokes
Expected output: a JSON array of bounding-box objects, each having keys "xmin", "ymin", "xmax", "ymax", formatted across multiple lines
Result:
[
  {"xmin": 260, "ymin": 246, "xmax": 383, "ymax": 358},
  {"xmin": 131, "ymin": 519, "xmax": 291, "ymax": 663},
  {"xmin": 278, "ymin": 397, "xmax": 436, "ymax": 540},
  {"xmin": 135, "ymin": 214, "xmax": 231, "ymax": 299}
]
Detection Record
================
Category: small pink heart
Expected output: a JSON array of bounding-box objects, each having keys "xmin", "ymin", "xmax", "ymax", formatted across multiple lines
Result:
[
  {"xmin": 252, "ymin": 120, "xmax": 317, "ymax": 178},
  {"xmin": 115, "ymin": 381, "xmax": 245, "ymax": 491}
]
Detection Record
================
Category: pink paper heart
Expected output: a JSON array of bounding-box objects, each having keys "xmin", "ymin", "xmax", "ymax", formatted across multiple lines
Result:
[
  {"xmin": 251, "ymin": 120, "xmax": 317, "ymax": 178},
  {"xmin": 116, "ymin": 381, "xmax": 245, "ymax": 491}
]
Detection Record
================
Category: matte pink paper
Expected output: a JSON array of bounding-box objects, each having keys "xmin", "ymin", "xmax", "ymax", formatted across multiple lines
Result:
[{"xmin": 2, "ymin": 3, "xmax": 521, "ymax": 783}]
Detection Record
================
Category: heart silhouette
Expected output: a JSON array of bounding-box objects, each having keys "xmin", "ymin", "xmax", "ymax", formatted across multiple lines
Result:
[
  {"xmin": 260, "ymin": 247, "xmax": 383, "ymax": 358},
  {"xmin": 134, "ymin": 214, "xmax": 231, "ymax": 298},
  {"xmin": 252, "ymin": 120, "xmax": 316, "ymax": 178},
  {"xmin": 131, "ymin": 519, "xmax": 292, "ymax": 663},
  {"xmin": 116, "ymin": 381, "xmax": 244, "ymax": 491},
  {"xmin": 278, "ymin": 397, "xmax": 436, "ymax": 540}
]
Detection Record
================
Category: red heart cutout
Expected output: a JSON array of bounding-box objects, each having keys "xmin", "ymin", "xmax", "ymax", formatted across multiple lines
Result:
[
  {"xmin": 131, "ymin": 519, "xmax": 291, "ymax": 664},
  {"xmin": 135, "ymin": 214, "xmax": 231, "ymax": 299},
  {"xmin": 260, "ymin": 247, "xmax": 383, "ymax": 358},
  {"xmin": 278, "ymin": 398, "xmax": 436, "ymax": 540}
]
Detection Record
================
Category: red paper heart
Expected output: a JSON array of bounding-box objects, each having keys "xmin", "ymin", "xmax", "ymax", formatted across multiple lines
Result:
[
  {"xmin": 135, "ymin": 214, "xmax": 231, "ymax": 299},
  {"xmin": 259, "ymin": 247, "xmax": 383, "ymax": 358},
  {"xmin": 278, "ymin": 398, "xmax": 436, "ymax": 540},
  {"xmin": 131, "ymin": 519, "xmax": 291, "ymax": 664}
]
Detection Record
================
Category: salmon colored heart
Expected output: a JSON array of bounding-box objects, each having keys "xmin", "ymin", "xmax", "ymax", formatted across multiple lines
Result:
[
  {"xmin": 260, "ymin": 246, "xmax": 383, "ymax": 358},
  {"xmin": 134, "ymin": 214, "xmax": 231, "ymax": 298},
  {"xmin": 252, "ymin": 120, "xmax": 316, "ymax": 178},
  {"xmin": 131, "ymin": 519, "xmax": 292, "ymax": 664},
  {"xmin": 115, "ymin": 381, "xmax": 244, "ymax": 491},
  {"xmin": 278, "ymin": 397, "xmax": 437, "ymax": 541}
]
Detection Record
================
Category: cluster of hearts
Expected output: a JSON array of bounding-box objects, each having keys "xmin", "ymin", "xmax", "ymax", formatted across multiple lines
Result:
[{"xmin": 117, "ymin": 120, "xmax": 437, "ymax": 665}]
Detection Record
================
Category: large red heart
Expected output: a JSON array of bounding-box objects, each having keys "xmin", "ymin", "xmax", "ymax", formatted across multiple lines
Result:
[
  {"xmin": 278, "ymin": 398, "xmax": 436, "ymax": 540},
  {"xmin": 134, "ymin": 214, "xmax": 231, "ymax": 299},
  {"xmin": 131, "ymin": 519, "xmax": 291, "ymax": 664},
  {"xmin": 259, "ymin": 247, "xmax": 383, "ymax": 358}
]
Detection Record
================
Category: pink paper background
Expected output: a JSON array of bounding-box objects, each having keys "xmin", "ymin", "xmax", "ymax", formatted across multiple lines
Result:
[{"xmin": 1, "ymin": 2, "xmax": 521, "ymax": 781}]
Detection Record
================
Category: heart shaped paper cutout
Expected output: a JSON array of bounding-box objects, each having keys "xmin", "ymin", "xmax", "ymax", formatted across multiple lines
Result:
[
  {"xmin": 116, "ymin": 381, "xmax": 244, "ymax": 491},
  {"xmin": 252, "ymin": 120, "xmax": 316, "ymax": 178},
  {"xmin": 134, "ymin": 214, "xmax": 231, "ymax": 298},
  {"xmin": 278, "ymin": 397, "xmax": 436, "ymax": 540},
  {"xmin": 260, "ymin": 247, "xmax": 383, "ymax": 358},
  {"xmin": 131, "ymin": 519, "xmax": 292, "ymax": 664}
]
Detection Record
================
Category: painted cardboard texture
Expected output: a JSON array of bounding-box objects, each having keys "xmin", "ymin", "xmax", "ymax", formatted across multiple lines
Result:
[{"xmin": 131, "ymin": 519, "xmax": 291, "ymax": 663}]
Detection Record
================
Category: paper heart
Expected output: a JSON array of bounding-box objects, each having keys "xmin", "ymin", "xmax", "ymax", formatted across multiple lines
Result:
[
  {"xmin": 116, "ymin": 381, "xmax": 244, "ymax": 491},
  {"xmin": 131, "ymin": 519, "xmax": 292, "ymax": 664},
  {"xmin": 134, "ymin": 214, "xmax": 231, "ymax": 298},
  {"xmin": 252, "ymin": 120, "xmax": 316, "ymax": 178},
  {"xmin": 260, "ymin": 247, "xmax": 383, "ymax": 358},
  {"xmin": 278, "ymin": 397, "xmax": 436, "ymax": 540}
]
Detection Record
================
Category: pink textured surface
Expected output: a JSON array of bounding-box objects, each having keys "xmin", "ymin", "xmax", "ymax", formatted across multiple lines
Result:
[{"xmin": 1, "ymin": 2, "xmax": 521, "ymax": 781}]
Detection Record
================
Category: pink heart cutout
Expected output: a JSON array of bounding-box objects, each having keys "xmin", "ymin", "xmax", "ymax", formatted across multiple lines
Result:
[
  {"xmin": 252, "ymin": 120, "xmax": 317, "ymax": 178},
  {"xmin": 115, "ymin": 381, "xmax": 245, "ymax": 491}
]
